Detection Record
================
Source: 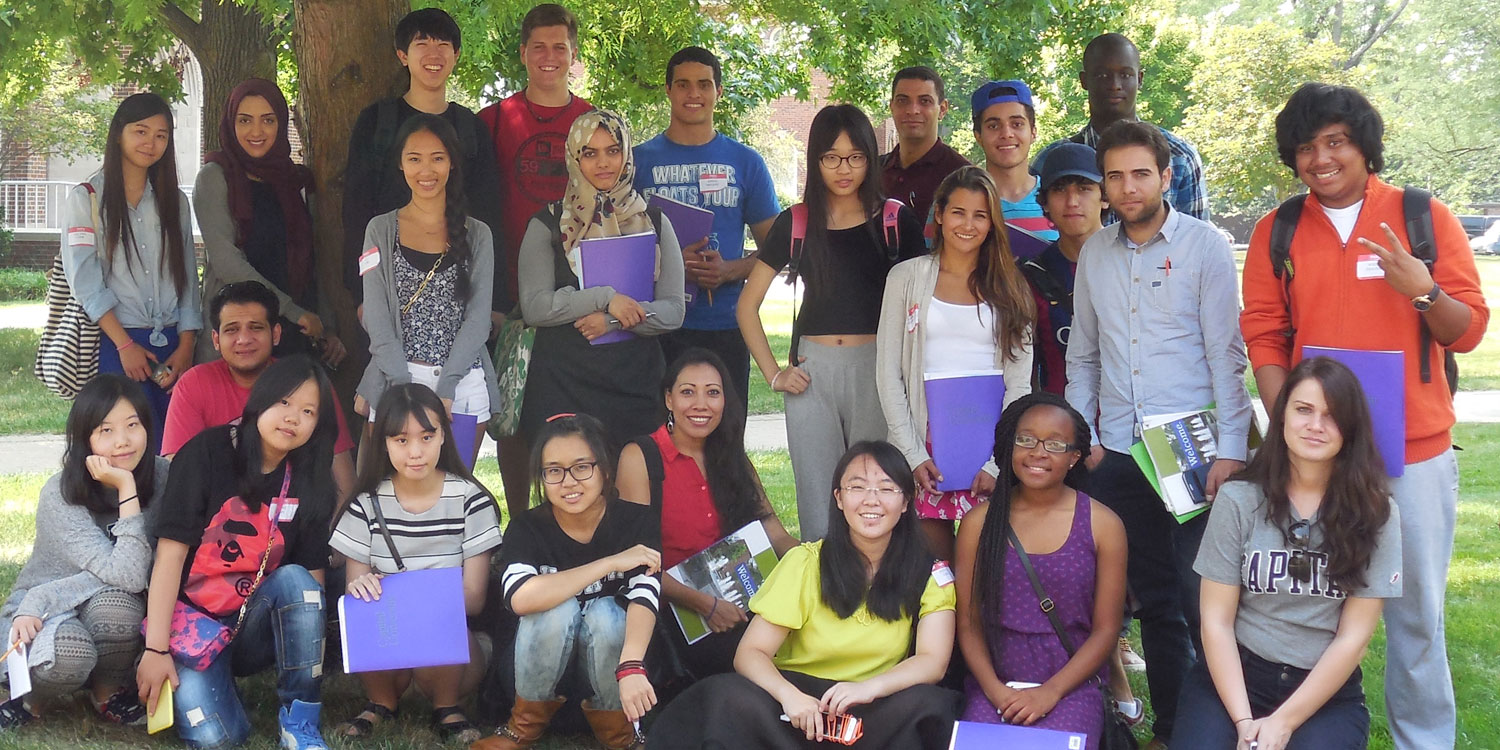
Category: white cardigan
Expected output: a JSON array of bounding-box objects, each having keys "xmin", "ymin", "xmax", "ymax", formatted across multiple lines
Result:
[{"xmin": 874, "ymin": 254, "xmax": 1033, "ymax": 476}]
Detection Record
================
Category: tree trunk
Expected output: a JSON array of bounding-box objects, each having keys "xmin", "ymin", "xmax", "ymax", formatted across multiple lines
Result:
[
  {"xmin": 159, "ymin": 1, "xmax": 278, "ymax": 152},
  {"xmin": 292, "ymin": 0, "xmax": 409, "ymax": 403}
]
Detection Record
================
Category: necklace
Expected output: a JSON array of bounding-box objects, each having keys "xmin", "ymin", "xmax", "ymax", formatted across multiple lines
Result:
[{"xmin": 522, "ymin": 92, "xmax": 574, "ymax": 124}]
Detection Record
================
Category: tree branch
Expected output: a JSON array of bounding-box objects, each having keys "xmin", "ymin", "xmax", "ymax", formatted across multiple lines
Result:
[
  {"xmin": 158, "ymin": 2, "xmax": 202, "ymax": 52},
  {"xmin": 1342, "ymin": 0, "xmax": 1411, "ymax": 69}
]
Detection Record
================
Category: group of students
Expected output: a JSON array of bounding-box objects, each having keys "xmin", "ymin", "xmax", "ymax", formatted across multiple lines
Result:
[{"xmin": 8, "ymin": 2, "xmax": 1489, "ymax": 750}]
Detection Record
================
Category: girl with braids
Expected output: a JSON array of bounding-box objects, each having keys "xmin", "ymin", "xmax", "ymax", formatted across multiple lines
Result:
[
  {"xmin": 61, "ymin": 93, "xmax": 202, "ymax": 449},
  {"xmin": 616, "ymin": 348, "xmax": 799, "ymax": 678},
  {"xmin": 1174, "ymin": 357, "xmax": 1401, "ymax": 750},
  {"xmin": 876, "ymin": 165, "xmax": 1035, "ymax": 561},
  {"xmin": 953, "ymin": 392, "xmax": 1127, "ymax": 747},
  {"xmin": 356, "ymin": 113, "xmax": 499, "ymax": 463},
  {"xmin": 648, "ymin": 441, "xmax": 962, "ymax": 750}
]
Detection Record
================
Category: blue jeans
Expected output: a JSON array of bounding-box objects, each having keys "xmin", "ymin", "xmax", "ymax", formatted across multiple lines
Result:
[
  {"xmin": 97, "ymin": 325, "xmax": 177, "ymax": 456},
  {"xmin": 1092, "ymin": 450, "xmax": 1206, "ymax": 741},
  {"xmin": 1173, "ymin": 649, "xmax": 1368, "ymax": 747},
  {"xmin": 513, "ymin": 597, "xmax": 626, "ymax": 710},
  {"xmin": 172, "ymin": 565, "xmax": 325, "ymax": 749}
]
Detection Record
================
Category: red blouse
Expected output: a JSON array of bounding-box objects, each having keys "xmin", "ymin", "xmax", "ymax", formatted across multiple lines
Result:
[{"xmin": 652, "ymin": 426, "xmax": 724, "ymax": 569}]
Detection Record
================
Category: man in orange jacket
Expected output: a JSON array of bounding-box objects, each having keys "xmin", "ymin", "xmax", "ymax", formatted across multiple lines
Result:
[{"xmin": 1241, "ymin": 83, "xmax": 1488, "ymax": 750}]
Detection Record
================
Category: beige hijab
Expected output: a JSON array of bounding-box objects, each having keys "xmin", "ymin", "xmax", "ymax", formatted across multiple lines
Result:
[{"xmin": 558, "ymin": 109, "xmax": 657, "ymax": 279}]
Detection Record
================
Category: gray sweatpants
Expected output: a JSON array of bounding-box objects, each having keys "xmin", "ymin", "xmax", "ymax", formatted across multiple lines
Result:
[
  {"xmin": 782, "ymin": 340, "xmax": 887, "ymax": 541},
  {"xmin": 1384, "ymin": 448, "xmax": 1459, "ymax": 750}
]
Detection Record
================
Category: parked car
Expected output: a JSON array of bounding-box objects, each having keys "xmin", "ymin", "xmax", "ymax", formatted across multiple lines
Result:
[
  {"xmin": 1471, "ymin": 221, "xmax": 1500, "ymax": 255},
  {"xmin": 1458, "ymin": 214, "xmax": 1498, "ymax": 238}
]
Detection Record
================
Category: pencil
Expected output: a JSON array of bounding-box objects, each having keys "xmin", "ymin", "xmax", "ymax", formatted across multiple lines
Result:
[{"xmin": 0, "ymin": 639, "xmax": 22, "ymax": 662}]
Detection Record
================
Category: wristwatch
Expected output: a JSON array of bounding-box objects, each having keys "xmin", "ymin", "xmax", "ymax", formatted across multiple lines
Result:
[{"xmin": 1412, "ymin": 283, "xmax": 1441, "ymax": 312}]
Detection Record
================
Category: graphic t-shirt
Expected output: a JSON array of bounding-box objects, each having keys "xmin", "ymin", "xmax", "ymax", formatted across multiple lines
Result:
[
  {"xmin": 1002, "ymin": 180, "xmax": 1059, "ymax": 249},
  {"xmin": 633, "ymin": 133, "xmax": 780, "ymax": 330},
  {"xmin": 161, "ymin": 359, "xmax": 355, "ymax": 456},
  {"xmin": 154, "ymin": 425, "xmax": 332, "ymax": 617},
  {"xmin": 478, "ymin": 92, "xmax": 594, "ymax": 303},
  {"xmin": 499, "ymin": 498, "xmax": 662, "ymax": 615},
  {"xmin": 1023, "ymin": 242, "xmax": 1078, "ymax": 395}
]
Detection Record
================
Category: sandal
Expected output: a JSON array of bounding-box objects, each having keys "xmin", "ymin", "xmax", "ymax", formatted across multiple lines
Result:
[
  {"xmin": 95, "ymin": 689, "xmax": 147, "ymax": 726},
  {"xmin": 432, "ymin": 706, "xmax": 481, "ymax": 744},
  {"xmin": 339, "ymin": 701, "xmax": 398, "ymax": 738}
]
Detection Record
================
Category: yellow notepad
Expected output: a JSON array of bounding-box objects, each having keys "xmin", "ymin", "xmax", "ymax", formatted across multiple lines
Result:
[{"xmin": 147, "ymin": 680, "xmax": 173, "ymax": 735}]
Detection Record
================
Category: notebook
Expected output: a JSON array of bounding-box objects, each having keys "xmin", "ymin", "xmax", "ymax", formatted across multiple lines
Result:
[
  {"xmin": 948, "ymin": 720, "xmax": 1087, "ymax": 749},
  {"xmin": 338, "ymin": 566, "xmax": 470, "ymax": 673}
]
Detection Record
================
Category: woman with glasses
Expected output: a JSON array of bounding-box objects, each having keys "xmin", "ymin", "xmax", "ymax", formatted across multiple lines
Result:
[
  {"xmin": 736, "ymin": 105, "xmax": 926, "ymax": 541},
  {"xmin": 876, "ymin": 166, "xmax": 1034, "ymax": 561},
  {"xmin": 1174, "ymin": 357, "xmax": 1401, "ymax": 750},
  {"xmin": 647, "ymin": 440, "xmax": 961, "ymax": 750},
  {"xmin": 476, "ymin": 413, "xmax": 660, "ymax": 750},
  {"xmin": 952, "ymin": 392, "xmax": 1126, "ymax": 747}
]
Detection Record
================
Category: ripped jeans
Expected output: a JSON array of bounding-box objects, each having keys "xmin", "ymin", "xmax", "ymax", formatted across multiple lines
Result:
[
  {"xmin": 513, "ymin": 596, "xmax": 627, "ymax": 710},
  {"xmin": 171, "ymin": 565, "xmax": 325, "ymax": 749}
]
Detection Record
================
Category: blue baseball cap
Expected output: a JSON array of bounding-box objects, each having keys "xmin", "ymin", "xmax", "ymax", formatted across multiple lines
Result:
[
  {"xmin": 1032, "ymin": 141, "xmax": 1102, "ymax": 193},
  {"xmin": 970, "ymin": 80, "xmax": 1035, "ymax": 116}
]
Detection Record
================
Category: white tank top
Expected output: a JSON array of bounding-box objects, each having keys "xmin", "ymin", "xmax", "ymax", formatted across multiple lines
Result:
[{"xmin": 923, "ymin": 297, "xmax": 998, "ymax": 373}]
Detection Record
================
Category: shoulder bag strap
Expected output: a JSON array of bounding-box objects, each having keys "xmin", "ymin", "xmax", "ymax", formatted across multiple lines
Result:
[
  {"xmin": 366, "ymin": 490, "xmax": 408, "ymax": 572},
  {"xmin": 1006, "ymin": 526, "xmax": 1077, "ymax": 658}
]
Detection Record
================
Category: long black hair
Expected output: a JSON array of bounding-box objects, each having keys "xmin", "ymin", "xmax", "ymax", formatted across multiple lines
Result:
[
  {"xmin": 529, "ymin": 413, "xmax": 618, "ymax": 508},
  {"xmin": 393, "ymin": 113, "xmax": 474, "ymax": 302},
  {"xmin": 661, "ymin": 349, "xmax": 766, "ymax": 530},
  {"xmin": 350, "ymin": 383, "xmax": 493, "ymax": 504},
  {"xmin": 234, "ymin": 355, "xmax": 336, "ymax": 510},
  {"xmin": 101, "ymin": 92, "xmax": 189, "ymax": 296},
  {"xmin": 60, "ymin": 374, "xmax": 158, "ymax": 515},
  {"xmin": 971, "ymin": 393, "xmax": 1090, "ymax": 644},
  {"xmin": 802, "ymin": 104, "xmax": 886, "ymax": 285},
  {"xmin": 1239, "ymin": 356, "xmax": 1390, "ymax": 590},
  {"xmin": 819, "ymin": 441, "xmax": 932, "ymax": 622}
]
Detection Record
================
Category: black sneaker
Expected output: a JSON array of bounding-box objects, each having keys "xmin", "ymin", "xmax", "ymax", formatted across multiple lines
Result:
[
  {"xmin": 0, "ymin": 697, "xmax": 34, "ymax": 729},
  {"xmin": 96, "ymin": 690, "xmax": 147, "ymax": 726}
]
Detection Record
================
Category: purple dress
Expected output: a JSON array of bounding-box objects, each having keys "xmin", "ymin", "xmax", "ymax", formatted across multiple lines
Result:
[{"xmin": 961, "ymin": 491, "xmax": 1105, "ymax": 749}]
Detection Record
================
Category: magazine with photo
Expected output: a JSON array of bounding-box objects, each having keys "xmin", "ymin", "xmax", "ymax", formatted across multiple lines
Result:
[
  {"xmin": 1138, "ymin": 407, "xmax": 1219, "ymax": 520},
  {"xmin": 666, "ymin": 520, "xmax": 780, "ymax": 644}
]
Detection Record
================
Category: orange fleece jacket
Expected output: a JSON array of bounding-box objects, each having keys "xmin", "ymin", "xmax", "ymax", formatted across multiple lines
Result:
[{"xmin": 1241, "ymin": 176, "xmax": 1489, "ymax": 464}]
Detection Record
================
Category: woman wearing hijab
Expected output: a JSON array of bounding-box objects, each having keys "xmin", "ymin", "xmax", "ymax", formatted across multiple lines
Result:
[
  {"xmin": 517, "ymin": 109, "xmax": 686, "ymax": 448},
  {"xmin": 194, "ymin": 78, "xmax": 345, "ymax": 366}
]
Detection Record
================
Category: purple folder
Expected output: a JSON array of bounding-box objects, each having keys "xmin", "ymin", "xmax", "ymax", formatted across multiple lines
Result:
[
  {"xmin": 579, "ymin": 232, "xmax": 657, "ymax": 345},
  {"xmin": 1302, "ymin": 346, "xmax": 1405, "ymax": 477},
  {"xmin": 1007, "ymin": 224, "xmax": 1051, "ymax": 261},
  {"xmin": 924, "ymin": 371, "xmax": 1006, "ymax": 492},
  {"xmin": 338, "ymin": 567, "xmax": 469, "ymax": 673},
  {"xmin": 648, "ymin": 194, "xmax": 715, "ymax": 305},
  {"xmin": 949, "ymin": 721, "xmax": 1088, "ymax": 749},
  {"xmin": 450, "ymin": 413, "xmax": 477, "ymax": 471}
]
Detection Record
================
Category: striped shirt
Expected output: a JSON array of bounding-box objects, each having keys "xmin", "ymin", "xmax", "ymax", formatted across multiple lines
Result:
[
  {"xmin": 330, "ymin": 475, "xmax": 501, "ymax": 574},
  {"xmin": 499, "ymin": 498, "xmax": 662, "ymax": 615},
  {"xmin": 1002, "ymin": 180, "xmax": 1060, "ymax": 247}
]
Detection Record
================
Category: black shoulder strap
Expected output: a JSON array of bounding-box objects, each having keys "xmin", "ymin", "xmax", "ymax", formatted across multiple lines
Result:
[
  {"xmin": 366, "ymin": 493, "xmax": 407, "ymax": 572},
  {"xmin": 1020, "ymin": 257, "xmax": 1071, "ymax": 313},
  {"xmin": 451, "ymin": 103, "xmax": 481, "ymax": 160},
  {"xmin": 1402, "ymin": 187, "xmax": 1443, "ymax": 387},
  {"xmin": 646, "ymin": 206, "xmax": 664, "ymax": 237},
  {"xmin": 1269, "ymin": 194, "xmax": 1307, "ymax": 282},
  {"xmin": 1007, "ymin": 526, "xmax": 1076, "ymax": 657},
  {"xmin": 630, "ymin": 435, "xmax": 665, "ymax": 510}
]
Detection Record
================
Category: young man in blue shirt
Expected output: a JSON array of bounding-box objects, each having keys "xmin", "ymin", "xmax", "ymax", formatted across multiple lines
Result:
[
  {"xmin": 633, "ymin": 46, "xmax": 780, "ymax": 421},
  {"xmin": 972, "ymin": 79, "xmax": 1058, "ymax": 254}
]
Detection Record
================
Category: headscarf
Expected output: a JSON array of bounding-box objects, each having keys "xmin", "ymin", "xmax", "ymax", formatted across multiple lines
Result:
[
  {"xmin": 557, "ymin": 109, "xmax": 657, "ymax": 279},
  {"xmin": 204, "ymin": 78, "xmax": 315, "ymax": 300}
]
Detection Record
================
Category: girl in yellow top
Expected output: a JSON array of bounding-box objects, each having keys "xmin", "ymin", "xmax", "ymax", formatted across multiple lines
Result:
[{"xmin": 646, "ymin": 441, "xmax": 962, "ymax": 749}]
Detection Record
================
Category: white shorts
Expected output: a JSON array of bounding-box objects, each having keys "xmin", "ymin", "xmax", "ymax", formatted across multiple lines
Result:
[{"xmin": 370, "ymin": 363, "xmax": 491, "ymax": 422}]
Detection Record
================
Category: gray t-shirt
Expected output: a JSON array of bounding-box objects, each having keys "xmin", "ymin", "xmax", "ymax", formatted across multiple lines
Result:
[{"xmin": 1194, "ymin": 479, "xmax": 1402, "ymax": 669}]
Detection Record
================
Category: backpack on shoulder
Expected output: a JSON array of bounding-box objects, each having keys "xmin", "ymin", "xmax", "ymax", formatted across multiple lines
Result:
[
  {"xmin": 782, "ymin": 198, "xmax": 904, "ymax": 363},
  {"xmin": 1268, "ymin": 187, "xmax": 1458, "ymax": 397}
]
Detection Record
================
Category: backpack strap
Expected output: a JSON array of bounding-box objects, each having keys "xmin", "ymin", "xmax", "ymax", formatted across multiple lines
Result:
[
  {"xmin": 1268, "ymin": 194, "xmax": 1308, "ymax": 344},
  {"xmin": 1402, "ymin": 187, "xmax": 1442, "ymax": 387},
  {"xmin": 630, "ymin": 435, "xmax": 666, "ymax": 511},
  {"xmin": 880, "ymin": 198, "xmax": 903, "ymax": 260},
  {"xmin": 785, "ymin": 203, "xmax": 809, "ymax": 286},
  {"xmin": 1019, "ymin": 257, "xmax": 1072, "ymax": 314}
]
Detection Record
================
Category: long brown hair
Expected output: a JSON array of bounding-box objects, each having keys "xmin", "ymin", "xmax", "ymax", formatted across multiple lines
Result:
[
  {"xmin": 930, "ymin": 166, "xmax": 1034, "ymax": 361},
  {"xmin": 1238, "ymin": 356, "xmax": 1391, "ymax": 590},
  {"xmin": 101, "ymin": 93, "xmax": 189, "ymax": 296}
]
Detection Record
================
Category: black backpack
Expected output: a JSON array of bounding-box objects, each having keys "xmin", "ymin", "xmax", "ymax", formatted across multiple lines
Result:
[{"xmin": 1268, "ymin": 187, "xmax": 1458, "ymax": 396}]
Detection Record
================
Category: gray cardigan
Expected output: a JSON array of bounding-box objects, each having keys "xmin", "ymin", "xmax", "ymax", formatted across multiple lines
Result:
[
  {"xmin": 0, "ymin": 458, "xmax": 167, "ymax": 671},
  {"xmin": 357, "ymin": 209, "xmax": 501, "ymax": 407},
  {"xmin": 874, "ymin": 254, "xmax": 1033, "ymax": 475}
]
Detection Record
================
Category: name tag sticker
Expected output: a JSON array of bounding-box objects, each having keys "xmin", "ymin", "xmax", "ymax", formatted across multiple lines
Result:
[
  {"xmin": 358, "ymin": 247, "xmax": 381, "ymax": 276},
  {"xmin": 698, "ymin": 172, "xmax": 729, "ymax": 193},
  {"xmin": 276, "ymin": 498, "xmax": 299, "ymax": 522},
  {"xmin": 1356, "ymin": 254, "xmax": 1385, "ymax": 280},
  {"xmin": 67, "ymin": 226, "xmax": 95, "ymax": 247},
  {"xmin": 905, "ymin": 303, "xmax": 920, "ymax": 333},
  {"xmin": 931, "ymin": 560, "xmax": 954, "ymax": 587}
]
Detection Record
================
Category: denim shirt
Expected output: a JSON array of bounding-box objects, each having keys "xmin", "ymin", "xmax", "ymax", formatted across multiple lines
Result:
[
  {"xmin": 1064, "ymin": 205, "xmax": 1252, "ymax": 460},
  {"xmin": 60, "ymin": 173, "xmax": 203, "ymax": 336}
]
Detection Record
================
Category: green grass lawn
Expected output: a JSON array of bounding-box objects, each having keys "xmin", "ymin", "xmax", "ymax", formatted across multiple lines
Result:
[{"xmin": 0, "ymin": 427, "xmax": 1496, "ymax": 748}]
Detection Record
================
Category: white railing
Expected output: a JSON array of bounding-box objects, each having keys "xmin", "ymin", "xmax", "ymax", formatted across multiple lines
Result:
[{"xmin": 0, "ymin": 180, "xmax": 198, "ymax": 234}]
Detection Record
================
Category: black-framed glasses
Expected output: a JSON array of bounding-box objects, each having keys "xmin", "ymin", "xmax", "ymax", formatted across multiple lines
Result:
[
  {"xmin": 1287, "ymin": 519, "xmax": 1313, "ymax": 582},
  {"xmin": 541, "ymin": 461, "xmax": 597, "ymax": 485},
  {"xmin": 1014, "ymin": 434, "xmax": 1075, "ymax": 454},
  {"xmin": 819, "ymin": 152, "xmax": 869, "ymax": 170}
]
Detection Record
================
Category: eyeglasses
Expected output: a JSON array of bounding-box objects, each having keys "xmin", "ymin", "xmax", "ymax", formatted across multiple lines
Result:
[
  {"xmin": 838, "ymin": 485, "xmax": 904, "ymax": 500},
  {"xmin": 1014, "ymin": 434, "xmax": 1076, "ymax": 454},
  {"xmin": 541, "ymin": 461, "xmax": 597, "ymax": 485},
  {"xmin": 819, "ymin": 152, "xmax": 869, "ymax": 170},
  {"xmin": 1287, "ymin": 519, "xmax": 1313, "ymax": 582}
]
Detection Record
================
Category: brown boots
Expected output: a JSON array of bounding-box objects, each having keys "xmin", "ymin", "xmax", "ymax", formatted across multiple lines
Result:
[
  {"xmin": 582, "ymin": 701, "xmax": 646, "ymax": 750},
  {"xmin": 468, "ymin": 696, "xmax": 564, "ymax": 750}
]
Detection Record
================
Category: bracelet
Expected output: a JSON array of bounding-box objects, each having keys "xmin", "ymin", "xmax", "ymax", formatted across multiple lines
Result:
[
  {"xmin": 769, "ymin": 369, "xmax": 782, "ymax": 388},
  {"xmin": 117, "ymin": 494, "xmax": 139, "ymax": 507},
  {"xmin": 116, "ymin": 339, "xmax": 136, "ymax": 352},
  {"xmin": 706, "ymin": 599, "xmax": 719, "ymax": 620},
  {"xmin": 615, "ymin": 660, "xmax": 647, "ymax": 681},
  {"xmin": 144, "ymin": 646, "xmax": 169, "ymax": 656},
  {"xmin": 1234, "ymin": 717, "xmax": 1254, "ymax": 725}
]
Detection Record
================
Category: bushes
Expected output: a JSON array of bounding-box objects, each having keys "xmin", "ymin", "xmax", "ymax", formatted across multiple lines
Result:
[{"xmin": 0, "ymin": 269, "xmax": 46, "ymax": 302}]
